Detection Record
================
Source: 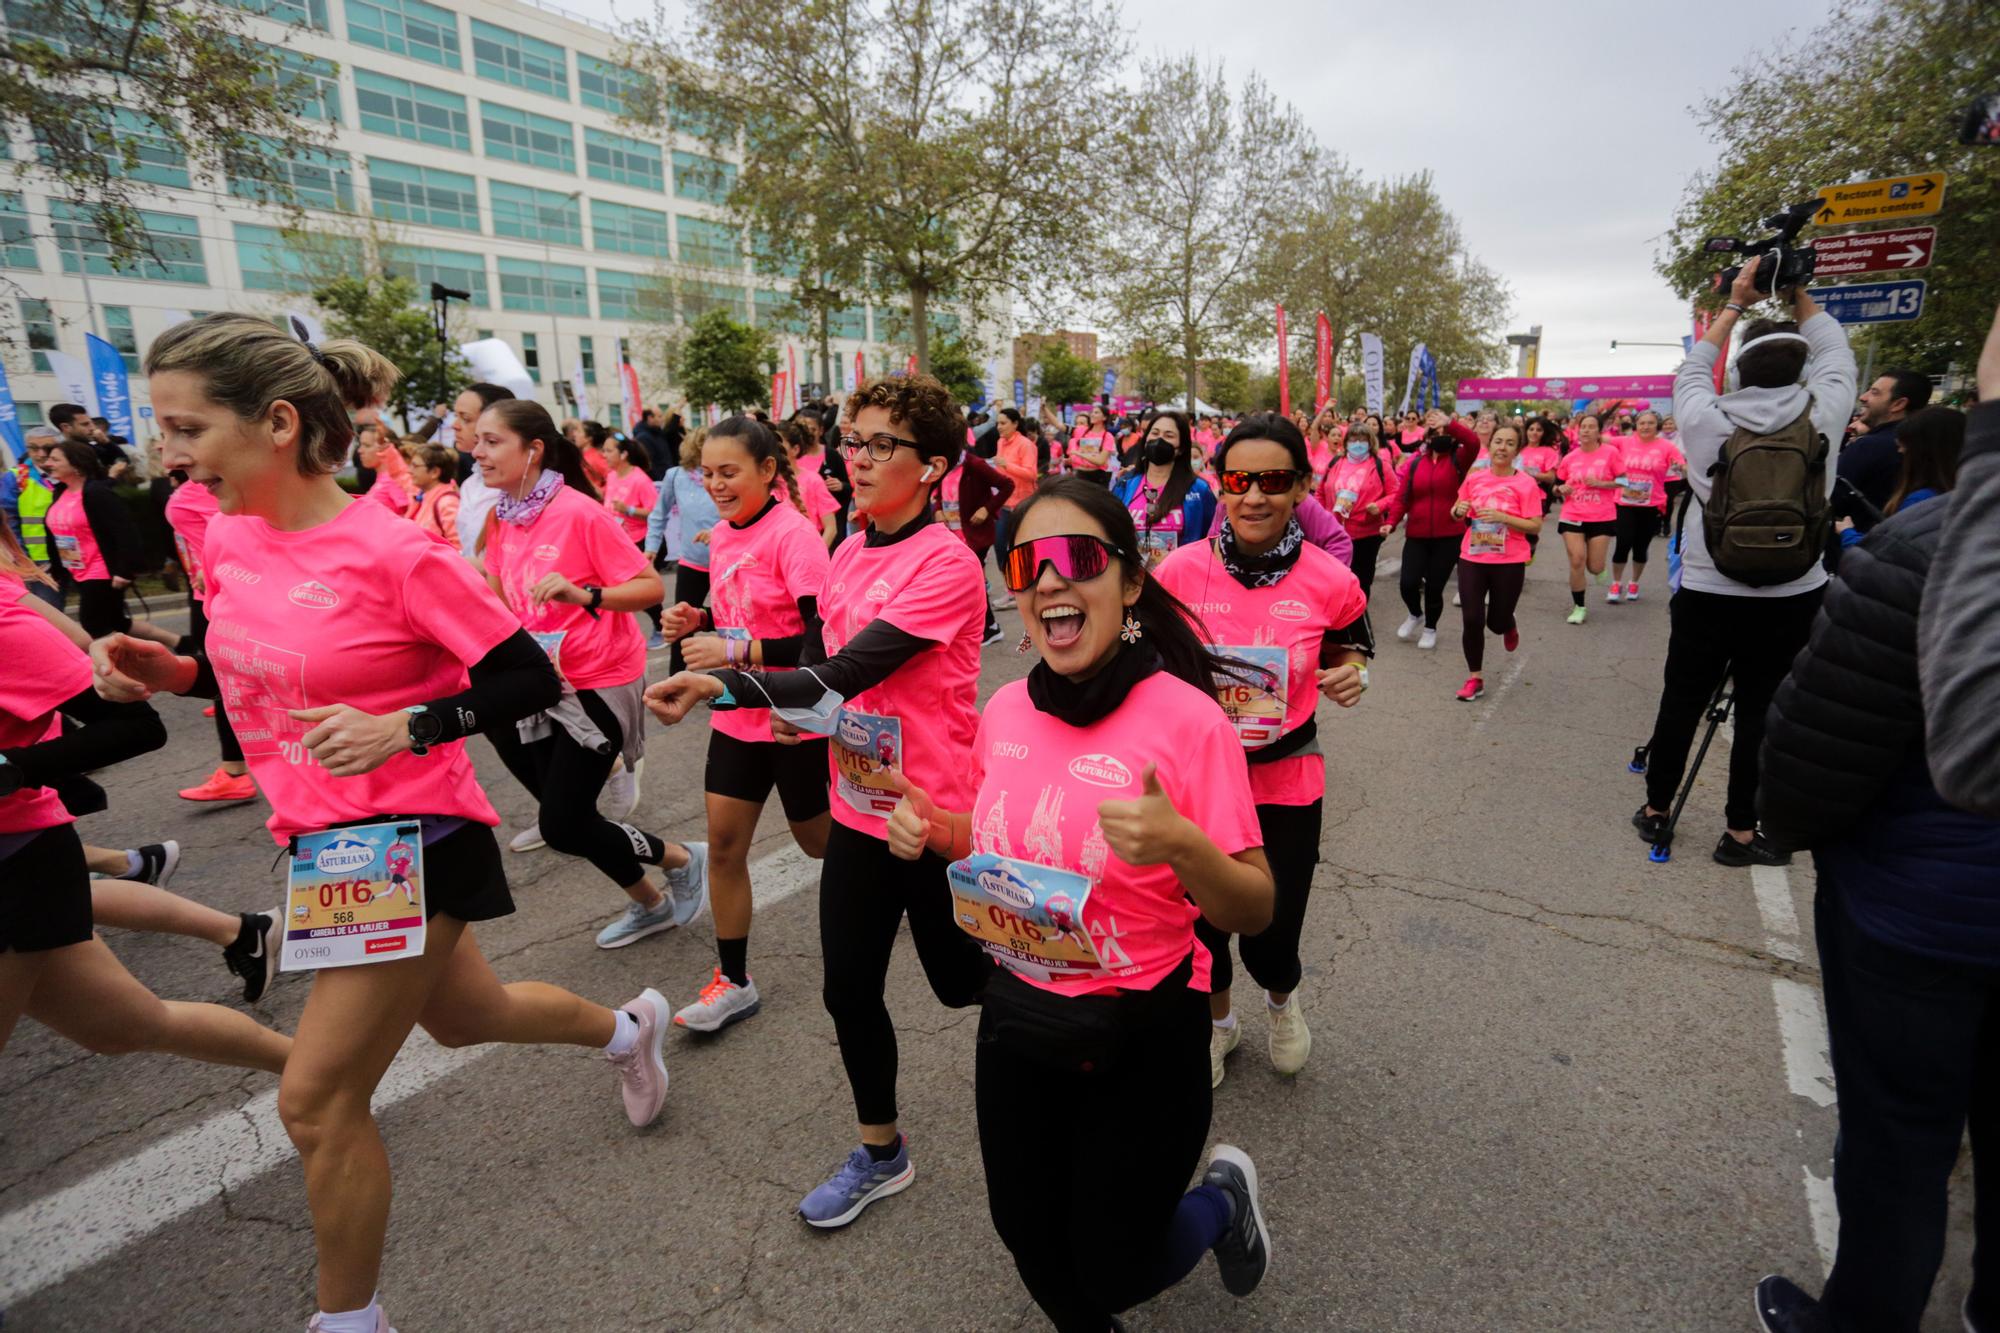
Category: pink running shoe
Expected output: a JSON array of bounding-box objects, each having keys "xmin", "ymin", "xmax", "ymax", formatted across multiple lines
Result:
[
  {"xmin": 1503, "ymin": 627, "xmax": 1520, "ymax": 653},
  {"xmin": 607, "ymin": 987, "xmax": 670, "ymax": 1127},
  {"xmin": 1455, "ymin": 676, "xmax": 1485, "ymax": 702},
  {"xmin": 179, "ymin": 767, "xmax": 257, "ymax": 802}
]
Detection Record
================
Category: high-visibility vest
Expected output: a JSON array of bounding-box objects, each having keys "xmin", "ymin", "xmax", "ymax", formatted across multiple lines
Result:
[{"xmin": 15, "ymin": 466, "xmax": 52, "ymax": 564}]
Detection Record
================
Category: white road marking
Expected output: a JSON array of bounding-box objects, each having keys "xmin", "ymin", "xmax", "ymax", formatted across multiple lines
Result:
[
  {"xmin": 1771, "ymin": 977, "xmax": 1836, "ymax": 1108},
  {"xmin": 1752, "ymin": 864, "xmax": 1804, "ymax": 962},
  {"xmin": 1470, "ymin": 654, "xmax": 1529, "ymax": 733},
  {"xmin": 1803, "ymin": 1164, "xmax": 1838, "ymax": 1277},
  {"xmin": 0, "ymin": 845, "xmax": 820, "ymax": 1306}
]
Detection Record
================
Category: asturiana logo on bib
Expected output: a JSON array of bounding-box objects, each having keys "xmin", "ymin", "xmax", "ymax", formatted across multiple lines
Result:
[
  {"xmin": 1067, "ymin": 753, "xmax": 1133, "ymax": 789},
  {"xmin": 288, "ymin": 580, "xmax": 340, "ymax": 609},
  {"xmin": 1269, "ymin": 599, "xmax": 1309, "ymax": 622},
  {"xmin": 837, "ymin": 716, "xmax": 871, "ymax": 749},
  {"xmin": 314, "ymin": 836, "xmax": 376, "ymax": 875},
  {"xmin": 865, "ymin": 578, "xmax": 893, "ymax": 602},
  {"xmin": 977, "ymin": 865, "xmax": 1037, "ymax": 911}
]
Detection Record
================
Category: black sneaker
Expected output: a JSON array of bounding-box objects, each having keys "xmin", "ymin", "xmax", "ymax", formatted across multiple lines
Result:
[
  {"xmin": 982, "ymin": 623, "xmax": 1005, "ymax": 646},
  {"xmin": 1202, "ymin": 1144, "xmax": 1271, "ymax": 1297},
  {"xmin": 1714, "ymin": 832, "xmax": 1792, "ymax": 868},
  {"xmin": 222, "ymin": 910, "xmax": 282, "ymax": 1004},
  {"xmin": 132, "ymin": 841, "xmax": 181, "ymax": 888},
  {"xmin": 1755, "ymin": 1274, "xmax": 1831, "ymax": 1333},
  {"xmin": 1631, "ymin": 807, "xmax": 1669, "ymax": 845}
]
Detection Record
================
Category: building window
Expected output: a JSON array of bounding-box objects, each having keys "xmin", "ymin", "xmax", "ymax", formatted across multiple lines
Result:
[
  {"xmin": 368, "ymin": 159, "xmax": 479, "ymax": 231},
  {"xmin": 220, "ymin": 0, "xmax": 328, "ymax": 29},
  {"xmin": 20, "ymin": 298, "xmax": 56, "ymax": 372},
  {"xmin": 0, "ymin": 192, "xmax": 36, "ymax": 271},
  {"xmin": 476, "ymin": 328, "xmax": 493, "ymax": 340},
  {"xmin": 470, "ymin": 20, "xmax": 567, "ymax": 100},
  {"xmin": 111, "ymin": 109, "xmax": 191, "ymax": 188},
  {"xmin": 354, "ymin": 69, "xmax": 469, "ymax": 150},
  {"xmin": 578, "ymin": 335, "xmax": 596, "ymax": 384},
  {"xmin": 829, "ymin": 304, "xmax": 867, "ymax": 340},
  {"xmin": 234, "ymin": 222, "xmax": 314, "ymax": 292},
  {"xmin": 596, "ymin": 269, "xmax": 668, "ymax": 322},
  {"xmin": 754, "ymin": 289, "xmax": 808, "ymax": 336},
  {"xmin": 584, "ymin": 128, "xmax": 663, "ymax": 191},
  {"xmin": 671, "ymin": 151, "xmax": 735, "ymax": 205},
  {"xmin": 499, "ymin": 258, "xmax": 588, "ymax": 316},
  {"xmin": 260, "ymin": 45, "xmax": 341, "ymax": 123},
  {"xmin": 683, "ymin": 282, "xmax": 744, "ymax": 323},
  {"xmin": 577, "ymin": 54, "xmax": 648, "ymax": 114},
  {"xmin": 52, "ymin": 204, "xmax": 206, "ymax": 283},
  {"xmin": 16, "ymin": 401, "xmax": 43, "ymax": 428},
  {"xmin": 665, "ymin": 82, "xmax": 733, "ymax": 142},
  {"xmin": 384, "ymin": 245, "xmax": 489, "ymax": 307},
  {"xmin": 347, "ymin": 0, "xmax": 460, "ymax": 69},
  {"xmin": 481, "ymin": 103, "xmax": 576, "ymax": 174},
  {"xmin": 229, "ymin": 139, "xmax": 355, "ymax": 212},
  {"xmin": 521, "ymin": 331, "xmax": 540, "ymax": 382},
  {"xmin": 605, "ymin": 403, "xmax": 622, "ymax": 430},
  {"xmin": 675, "ymin": 215, "xmax": 738, "ymax": 271},
  {"xmin": 591, "ymin": 200, "xmax": 668, "ymax": 258},
  {"xmin": 490, "ymin": 183, "xmax": 581, "ymax": 246},
  {"xmin": 102, "ymin": 306, "xmax": 140, "ymax": 372}
]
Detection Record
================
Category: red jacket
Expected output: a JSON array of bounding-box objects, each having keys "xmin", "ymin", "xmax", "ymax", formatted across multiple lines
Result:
[
  {"xmin": 1396, "ymin": 420, "xmax": 1481, "ymax": 540},
  {"xmin": 935, "ymin": 451, "xmax": 1015, "ymax": 554}
]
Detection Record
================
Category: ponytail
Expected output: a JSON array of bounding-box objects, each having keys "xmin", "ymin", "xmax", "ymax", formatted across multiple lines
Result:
[{"xmin": 482, "ymin": 399, "xmax": 600, "ymax": 501}]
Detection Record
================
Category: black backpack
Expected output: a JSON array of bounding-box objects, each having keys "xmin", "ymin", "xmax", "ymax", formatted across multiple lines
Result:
[{"xmin": 1698, "ymin": 399, "xmax": 1832, "ymax": 586}]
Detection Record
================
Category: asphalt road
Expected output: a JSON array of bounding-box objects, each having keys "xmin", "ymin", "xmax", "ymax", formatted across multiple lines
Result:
[{"xmin": 0, "ymin": 541, "xmax": 1976, "ymax": 1332}]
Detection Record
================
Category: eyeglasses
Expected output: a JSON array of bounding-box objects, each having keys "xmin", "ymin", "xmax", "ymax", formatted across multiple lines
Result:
[
  {"xmin": 1217, "ymin": 469, "xmax": 1303, "ymax": 495},
  {"xmin": 1002, "ymin": 533, "xmax": 1123, "ymax": 592},
  {"xmin": 838, "ymin": 431, "xmax": 921, "ymax": 462}
]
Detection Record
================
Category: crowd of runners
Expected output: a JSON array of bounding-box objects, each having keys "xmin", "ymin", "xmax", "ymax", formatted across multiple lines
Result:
[{"xmin": 2, "ymin": 295, "xmax": 1989, "ymax": 1332}]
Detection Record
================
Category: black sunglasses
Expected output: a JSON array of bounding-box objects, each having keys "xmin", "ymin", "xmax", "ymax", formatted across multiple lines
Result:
[{"xmin": 1217, "ymin": 469, "xmax": 1303, "ymax": 495}]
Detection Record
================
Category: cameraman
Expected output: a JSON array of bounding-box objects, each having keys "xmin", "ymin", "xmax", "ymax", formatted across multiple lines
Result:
[{"xmin": 1631, "ymin": 258, "xmax": 1856, "ymax": 866}]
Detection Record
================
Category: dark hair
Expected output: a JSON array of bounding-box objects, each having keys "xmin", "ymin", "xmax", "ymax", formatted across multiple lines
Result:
[
  {"xmin": 582, "ymin": 420, "xmax": 611, "ymax": 448},
  {"xmin": 608, "ymin": 433, "xmax": 651, "ymax": 473},
  {"xmin": 482, "ymin": 399, "xmax": 600, "ymax": 501},
  {"xmin": 1213, "ymin": 411, "xmax": 1309, "ymax": 474},
  {"xmin": 707, "ymin": 414, "xmax": 806, "ymax": 516},
  {"xmin": 997, "ymin": 407, "xmax": 1023, "ymax": 426},
  {"xmin": 844, "ymin": 373, "xmax": 965, "ymax": 475},
  {"xmin": 462, "ymin": 382, "xmax": 514, "ymax": 411},
  {"xmin": 1885, "ymin": 406, "xmax": 1964, "ymax": 515},
  {"xmin": 1008, "ymin": 475, "xmax": 1232, "ymax": 695},
  {"xmin": 53, "ymin": 438, "xmax": 104, "ymax": 480},
  {"xmin": 1125, "ymin": 409, "xmax": 1197, "ymax": 525},
  {"xmin": 412, "ymin": 441, "xmax": 457, "ymax": 477},
  {"xmin": 355, "ymin": 420, "xmax": 381, "ymax": 441},
  {"xmin": 1525, "ymin": 416, "xmax": 1558, "ymax": 451},
  {"xmin": 1736, "ymin": 319, "xmax": 1808, "ymax": 390},
  {"xmin": 1877, "ymin": 367, "xmax": 1933, "ymax": 416},
  {"xmin": 49, "ymin": 402, "xmax": 88, "ymax": 430}
]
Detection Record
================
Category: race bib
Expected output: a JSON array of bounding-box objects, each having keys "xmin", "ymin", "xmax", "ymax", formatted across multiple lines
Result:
[
  {"xmin": 940, "ymin": 499, "xmax": 962, "ymax": 531},
  {"xmin": 1333, "ymin": 488, "xmax": 1358, "ymax": 517},
  {"xmin": 1216, "ymin": 645, "xmax": 1288, "ymax": 750},
  {"xmin": 1469, "ymin": 518, "xmax": 1508, "ymax": 555},
  {"xmin": 54, "ymin": 533, "xmax": 83, "ymax": 574},
  {"xmin": 945, "ymin": 852, "xmax": 1109, "ymax": 982},
  {"xmin": 833, "ymin": 709, "xmax": 903, "ymax": 816},
  {"xmin": 1137, "ymin": 529, "xmax": 1178, "ymax": 572},
  {"xmin": 529, "ymin": 629, "xmax": 566, "ymax": 673},
  {"xmin": 281, "ymin": 820, "xmax": 425, "ymax": 972},
  {"xmin": 1619, "ymin": 475, "xmax": 1654, "ymax": 506}
]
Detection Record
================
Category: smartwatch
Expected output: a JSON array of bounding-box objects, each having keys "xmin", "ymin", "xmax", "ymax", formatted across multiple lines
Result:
[
  {"xmin": 405, "ymin": 705, "xmax": 446, "ymax": 756},
  {"xmin": 586, "ymin": 586, "xmax": 604, "ymax": 612}
]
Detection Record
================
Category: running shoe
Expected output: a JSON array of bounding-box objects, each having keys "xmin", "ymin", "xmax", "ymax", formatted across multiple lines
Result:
[
  {"xmin": 1267, "ymin": 996, "xmax": 1311, "ymax": 1075},
  {"xmin": 798, "ymin": 1136, "xmax": 915, "ymax": 1228},
  {"xmin": 1713, "ymin": 831, "xmax": 1792, "ymax": 868},
  {"xmin": 222, "ymin": 908, "xmax": 282, "ymax": 1004},
  {"xmin": 606, "ymin": 987, "xmax": 671, "ymax": 1127},
  {"xmin": 1754, "ymin": 1274, "xmax": 1830, "ymax": 1333},
  {"xmin": 1503, "ymin": 627, "xmax": 1520, "ymax": 653},
  {"xmin": 1203, "ymin": 1145, "xmax": 1272, "ymax": 1297},
  {"xmin": 1607, "ymin": 583, "xmax": 1623, "ymax": 603},
  {"xmin": 179, "ymin": 767, "xmax": 255, "ymax": 803},
  {"xmin": 1626, "ymin": 584, "xmax": 1641, "ymax": 601},
  {"xmin": 1565, "ymin": 605, "xmax": 1588, "ymax": 625},
  {"xmin": 131, "ymin": 841, "xmax": 180, "ymax": 887},
  {"xmin": 595, "ymin": 894, "xmax": 679, "ymax": 949},
  {"xmin": 1417, "ymin": 627, "xmax": 1437, "ymax": 650},
  {"xmin": 1631, "ymin": 807, "xmax": 1670, "ymax": 845},
  {"xmin": 201, "ymin": 704, "xmax": 216, "ymax": 718},
  {"xmin": 508, "ymin": 823, "xmax": 545, "ymax": 853},
  {"xmin": 600, "ymin": 756, "xmax": 643, "ymax": 819},
  {"xmin": 665, "ymin": 841, "xmax": 710, "ymax": 929},
  {"xmin": 307, "ymin": 1308, "xmax": 396, "ymax": 1333},
  {"xmin": 1451, "ymin": 590, "xmax": 1461, "ymax": 607},
  {"xmin": 981, "ymin": 623, "xmax": 1006, "ymax": 646},
  {"xmin": 1210, "ymin": 1020, "xmax": 1241, "ymax": 1089},
  {"xmin": 673, "ymin": 967, "xmax": 761, "ymax": 1032},
  {"xmin": 1394, "ymin": 613, "xmax": 1423, "ymax": 641},
  {"xmin": 646, "ymin": 631, "xmax": 670, "ymax": 652},
  {"xmin": 1454, "ymin": 677, "xmax": 1484, "ymax": 702}
]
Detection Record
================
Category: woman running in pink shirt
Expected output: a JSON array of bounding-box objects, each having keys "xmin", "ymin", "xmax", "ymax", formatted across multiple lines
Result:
[
  {"xmin": 1450, "ymin": 422, "xmax": 1544, "ymax": 700},
  {"xmin": 1554, "ymin": 412, "xmax": 1625, "ymax": 625},
  {"xmin": 1606, "ymin": 410, "xmax": 1685, "ymax": 604}
]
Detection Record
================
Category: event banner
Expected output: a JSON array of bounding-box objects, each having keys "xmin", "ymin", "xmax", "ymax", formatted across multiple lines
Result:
[
  {"xmin": 1275, "ymin": 304, "xmax": 1290, "ymax": 416},
  {"xmin": 44, "ymin": 350, "xmax": 95, "ymax": 416},
  {"xmin": 569, "ymin": 364, "xmax": 591, "ymax": 421},
  {"xmin": 854, "ymin": 351, "xmax": 866, "ymax": 391},
  {"xmin": 86, "ymin": 334, "xmax": 135, "ymax": 445},
  {"xmin": 1360, "ymin": 332, "xmax": 1385, "ymax": 415},
  {"xmin": 1313, "ymin": 312, "xmax": 1332, "ymax": 414},
  {"xmin": 1453, "ymin": 375, "xmax": 1674, "ymax": 400},
  {"xmin": 616, "ymin": 339, "xmax": 643, "ymax": 426}
]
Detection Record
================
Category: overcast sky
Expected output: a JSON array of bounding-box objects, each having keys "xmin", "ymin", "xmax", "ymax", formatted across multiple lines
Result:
[{"xmin": 571, "ymin": 0, "xmax": 1838, "ymax": 379}]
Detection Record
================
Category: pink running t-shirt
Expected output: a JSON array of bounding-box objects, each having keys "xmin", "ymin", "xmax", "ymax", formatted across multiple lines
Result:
[
  {"xmin": 484, "ymin": 485, "xmax": 651, "ymax": 691},
  {"xmin": 1319, "ymin": 454, "xmax": 1399, "ymax": 539},
  {"xmin": 1557, "ymin": 445, "xmax": 1625, "ymax": 524},
  {"xmin": 1613, "ymin": 438, "xmax": 1685, "ymax": 511},
  {"xmin": 796, "ymin": 467, "xmax": 839, "ymax": 532},
  {"xmin": 1456, "ymin": 470, "xmax": 1542, "ymax": 565},
  {"xmin": 202, "ymin": 500, "xmax": 520, "ymax": 843},
  {"xmin": 707, "ymin": 500, "xmax": 831, "ymax": 743},
  {"xmin": 967, "ymin": 672, "xmax": 1261, "ymax": 997},
  {"xmin": 1516, "ymin": 444, "xmax": 1561, "ymax": 480},
  {"xmin": 44, "ymin": 488, "xmax": 106, "ymax": 581},
  {"xmin": 820, "ymin": 521, "xmax": 985, "ymax": 837},
  {"xmin": 0, "ymin": 586, "xmax": 92, "ymax": 833},
  {"xmin": 1154, "ymin": 538, "xmax": 1366, "ymax": 806},
  {"xmin": 602, "ymin": 467, "xmax": 658, "ymax": 544},
  {"xmin": 1128, "ymin": 483, "xmax": 1185, "ymax": 570},
  {"xmin": 164, "ymin": 479, "xmax": 220, "ymax": 602},
  {"xmin": 365, "ymin": 470, "xmax": 411, "ymax": 517}
]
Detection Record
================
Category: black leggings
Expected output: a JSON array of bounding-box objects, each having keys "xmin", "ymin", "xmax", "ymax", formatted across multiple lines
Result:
[
  {"xmin": 819, "ymin": 818, "xmax": 990, "ymax": 1125},
  {"xmin": 487, "ymin": 686, "xmax": 666, "ymax": 888},
  {"xmin": 1613, "ymin": 506, "xmax": 1660, "ymax": 566},
  {"xmin": 1399, "ymin": 535, "xmax": 1461, "ymax": 629},
  {"xmin": 669, "ymin": 562, "xmax": 710, "ymax": 676},
  {"xmin": 977, "ymin": 967, "xmax": 1226, "ymax": 1331},
  {"xmin": 182, "ymin": 601, "xmax": 242, "ymax": 764},
  {"xmin": 1456, "ymin": 561, "xmax": 1526, "ymax": 673},
  {"xmin": 1350, "ymin": 534, "xmax": 1385, "ymax": 600},
  {"xmin": 75, "ymin": 579, "xmax": 131, "ymax": 638},
  {"xmin": 973, "ymin": 545, "xmax": 999, "ymax": 639},
  {"xmin": 1194, "ymin": 800, "xmax": 1321, "ymax": 997}
]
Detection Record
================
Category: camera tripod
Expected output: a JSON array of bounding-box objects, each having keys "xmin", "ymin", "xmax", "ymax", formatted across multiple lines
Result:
[{"xmin": 1628, "ymin": 674, "xmax": 1736, "ymax": 864}]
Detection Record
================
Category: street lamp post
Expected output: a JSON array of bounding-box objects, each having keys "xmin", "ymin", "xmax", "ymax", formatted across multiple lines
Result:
[{"xmin": 544, "ymin": 189, "xmax": 584, "ymax": 406}]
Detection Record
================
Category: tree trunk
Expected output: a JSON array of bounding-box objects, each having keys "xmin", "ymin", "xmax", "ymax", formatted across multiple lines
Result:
[
  {"xmin": 1183, "ymin": 321, "xmax": 1198, "ymax": 414},
  {"xmin": 910, "ymin": 279, "xmax": 930, "ymax": 373},
  {"xmin": 818, "ymin": 299, "xmax": 832, "ymax": 403}
]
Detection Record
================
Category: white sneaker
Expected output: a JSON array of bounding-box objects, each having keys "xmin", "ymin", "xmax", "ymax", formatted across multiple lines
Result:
[
  {"xmin": 1451, "ymin": 590, "xmax": 1461, "ymax": 606},
  {"xmin": 1417, "ymin": 627, "xmax": 1438, "ymax": 650},
  {"xmin": 1395, "ymin": 613, "xmax": 1423, "ymax": 641},
  {"xmin": 1210, "ymin": 1021, "xmax": 1242, "ymax": 1089},
  {"xmin": 508, "ymin": 823, "xmax": 545, "ymax": 853},
  {"xmin": 600, "ymin": 756, "xmax": 643, "ymax": 820},
  {"xmin": 673, "ymin": 967, "xmax": 762, "ymax": 1032},
  {"xmin": 1267, "ymin": 995, "xmax": 1312, "ymax": 1075}
]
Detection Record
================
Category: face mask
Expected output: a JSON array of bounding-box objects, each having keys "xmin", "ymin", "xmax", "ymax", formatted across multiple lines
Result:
[
  {"xmin": 1146, "ymin": 439, "xmax": 1176, "ymax": 467},
  {"xmin": 738, "ymin": 667, "xmax": 840, "ymax": 736},
  {"xmin": 1346, "ymin": 442, "xmax": 1369, "ymax": 461}
]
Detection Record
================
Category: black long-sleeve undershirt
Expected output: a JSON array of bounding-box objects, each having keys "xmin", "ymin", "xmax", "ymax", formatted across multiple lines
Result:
[
  {"xmin": 709, "ymin": 606, "xmax": 932, "ymax": 711},
  {"xmin": 0, "ymin": 687, "xmax": 165, "ymax": 795}
]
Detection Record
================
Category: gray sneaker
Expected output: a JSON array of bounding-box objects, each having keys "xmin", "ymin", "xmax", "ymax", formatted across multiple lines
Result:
[
  {"xmin": 595, "ymin": 895, "xmax": 679, "ymax": 950},
  {"xmin": 665, "ymin": 842, "xmax": 709, "ymax": 929}
]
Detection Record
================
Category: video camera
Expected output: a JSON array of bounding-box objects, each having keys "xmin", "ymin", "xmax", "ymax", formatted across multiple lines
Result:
[{"xmin": 1703, "ymin": 198, "xmax": 1821, "ymax": 295}]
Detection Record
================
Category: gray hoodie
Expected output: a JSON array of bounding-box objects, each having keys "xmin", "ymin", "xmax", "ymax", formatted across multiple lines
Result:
[{"xmin": 1670, "ymin": 310, "xmax": 1857, "ymax": 597}]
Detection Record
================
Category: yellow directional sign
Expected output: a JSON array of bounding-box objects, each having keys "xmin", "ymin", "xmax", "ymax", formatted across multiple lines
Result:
[{"xmin": 1815, "ymin": 173, "xmax": 1947, "ymax": 225}]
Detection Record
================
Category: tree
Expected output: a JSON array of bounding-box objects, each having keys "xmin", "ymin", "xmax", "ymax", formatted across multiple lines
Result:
[
  {"xmin": 1658, "ymin": 0, "xmax": 1999, "ymax": 371},
  {"xmin": 1124, "ymin": 342, "xmax": 1181, "ymax": 405},
  {"xmin": 623, "ymin": 0, "xmax": 1124, "ymax": 371},
  {"xmin": 680, "ymin": 309, "xmax": 774, "ymax": 412},
  {"xmin": 2, "ymin": 0, "xmax": 333, "ymax": 268},
  {"xmin": 1096, "ymin": 57, "xmax": 1321, "ymax": 407},
  {"xmin": 1034, "ymin": 340, "xmax": 1102, "ymax": 411},
  {"xmin": 1202, "ymin": 358, "xmax": 1250, "ymax": 412},
  {"xmin": 927, "ymin": 335, "xmax": 986, "ymax": 405},
  {"xmin": 312, "ymin": 272, "xmax": 467, "ymax": 420}
]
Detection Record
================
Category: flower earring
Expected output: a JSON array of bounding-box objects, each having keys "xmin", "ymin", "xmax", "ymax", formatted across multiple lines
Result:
[
  {"xmin": 1119, "ymin": 611, "xmax": 1143, "ymax": 643},
  {"xmin": 1016, "ymin": 633, "xmax": 1033, "ymax": 655}
]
